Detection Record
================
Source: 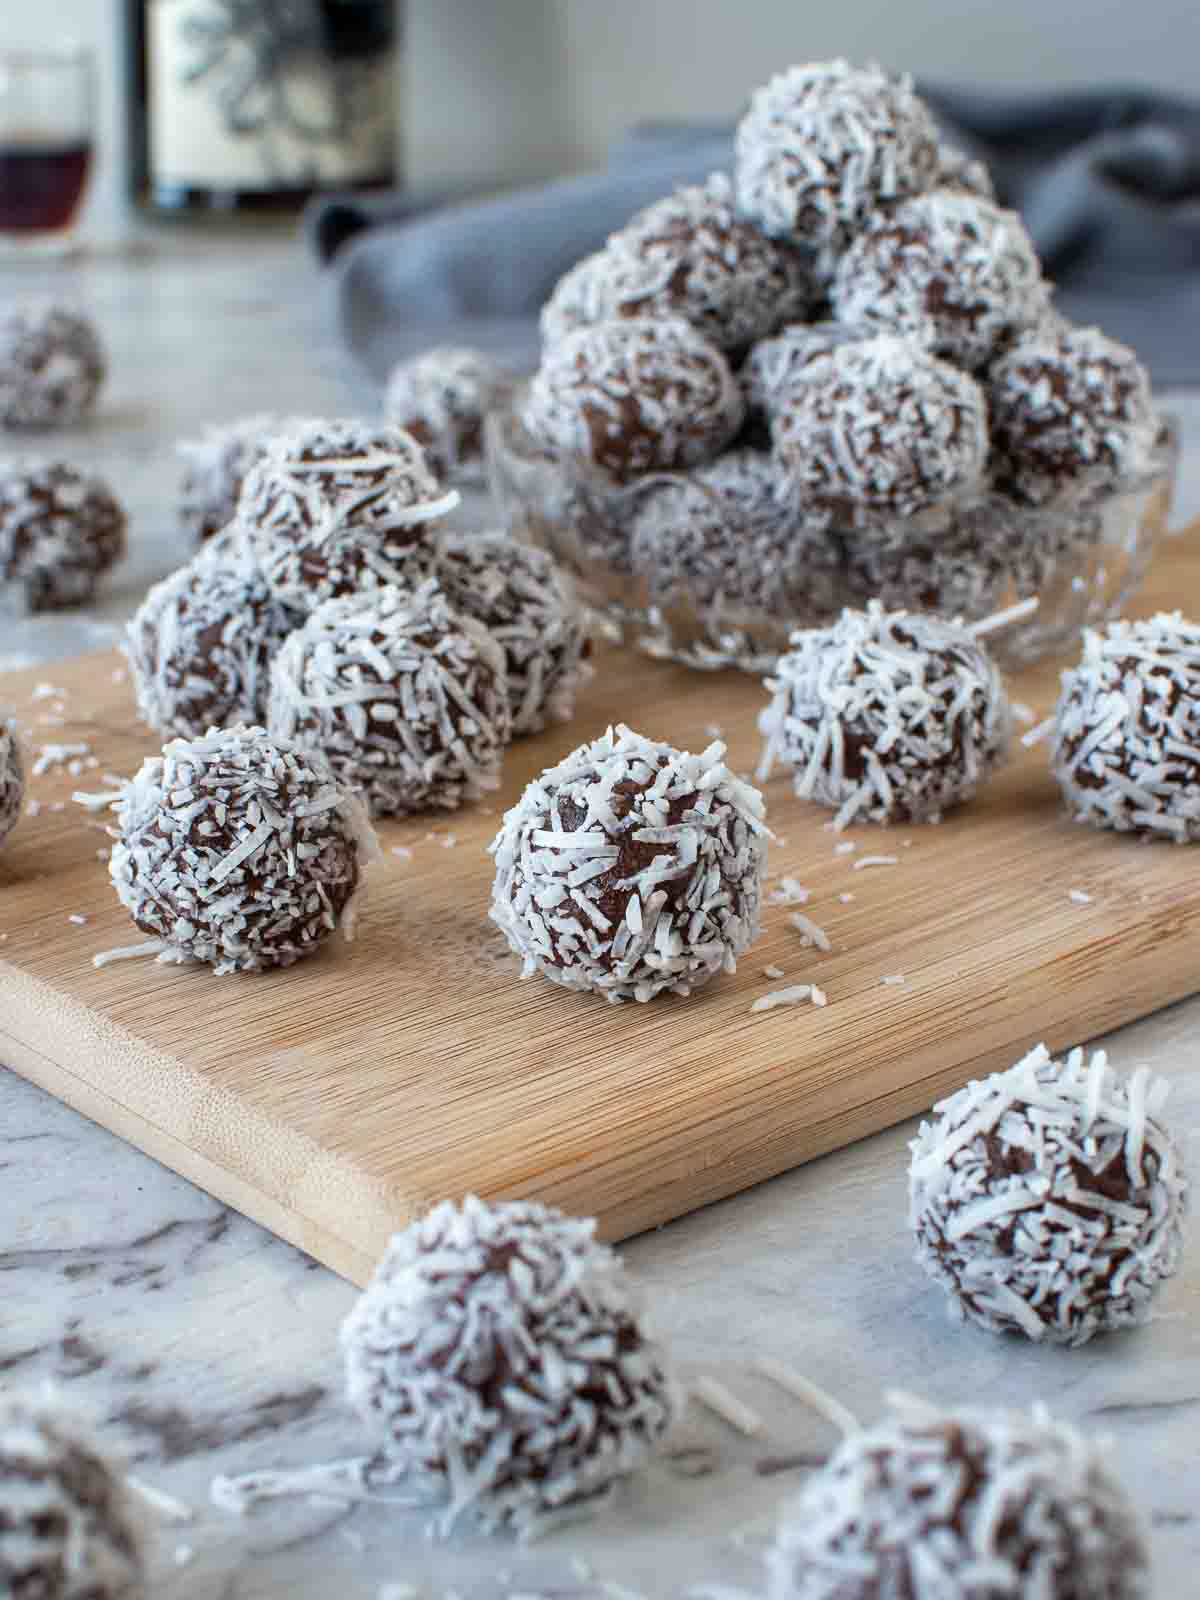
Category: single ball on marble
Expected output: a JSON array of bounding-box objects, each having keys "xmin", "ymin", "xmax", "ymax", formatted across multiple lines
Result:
[
  {"xmin": 490, "ymin": 723, "xmax": 768, "ymax": 1003},
  {"xmin": 768, "ymin": 1392, "xmax": 1149, "ymax": 1600},
  {"xmin": 770, "ymin": 334, "xmax": 990, "ymax": 529},
  {"xmin": 519, "ymin": 316, "xmax": 744, "ymax": 484},
  {"xmin": 831, "ymin": 190, "xmax": 1050, "ymax": 370},
  {"xmin": 734, "ymin": 60, "xmax": 940, "ymax": 248},
  {"xmin": 0, "ymin": 720, "xmax": 24, "ymax": 850},
  {"xmin": 268, "ymin": 578, "xmax": 511, "ymax": 817},
  {"xmin": 0, "ymin": 459, "xmax": 127, "ymax": 615},
  {"xmin": 540, "ymin": 174, "xmax": 815, "ymax": 354},
  {"xmin": 910, "ymin": 1042, "xmax": 1189, "ymax": 1345},
  {"xmin": 125, "ymin": 527, "xmax": 300, "ymax": 741},
  {"xmin": 759, "ymin": 602, "xmax": 1012, "ymax": 828},
  {"xmin": 239, "ymin": 417, "xmax": 458, "ymax": 611},
  {"xmin": 1052, "ymin": 611, "xmax": 1200, "ymax": 843},
  {"xmin": 177, "ymin": 412, "xmax": 306, "ymax": 545},
  {"xmin": 988, "ymin": 324, "xmax": 1159, "ymax": 507},
  {"xmin": 107, "ymin": 723, "xmax": 378, "ymax": 974},
  {"xmin": 0, "ymin": 1393, "xmax": 145, "ymax": 1600},
  {"xmin": 340, "ymin": 1193, "xmax": 678, "ymax": 1538},
  {"xmin": 435, "ymin": 531, "xmax": 589, "ymax": 736},
  {"xmin": 0, "ymin": 301, "xmax": 106, "ymax": 428},
  {"xmin": 628, "ymin": 449, "xmax": 843, "ymax": 621},
  {"xmin": 383, "ymin": 345, "xmax": 512, "ymax": 484}
]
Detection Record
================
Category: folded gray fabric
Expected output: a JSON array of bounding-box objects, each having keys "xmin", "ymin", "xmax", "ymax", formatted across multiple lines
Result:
[{"xmin": 312, "ymin": 84, "xmax": 1200, "ymax": 390}]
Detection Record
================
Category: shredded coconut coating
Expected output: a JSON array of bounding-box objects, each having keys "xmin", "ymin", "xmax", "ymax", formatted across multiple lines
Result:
[
  {"xmin": 0, "ymin": 721, "xmax": 23, "ymax": 848},
  {"xmin": 341, "ymin": 1194, "xmax": 678, "ymax": 1538},
  {"xmin": 0, "ymin": 301, "xmax": 106, "ymax": 428},
  {"xmin": 770, "ymin": 334, "xmax": 989, "ymax": 529},
  {"xmin": 107, "ymin": 724, "xmax": 377, "ymax": 974},
  {"xmin": 383, "ymin": 346, "xmax": 511, "ymax": 485},
  {"xmin": 125, "ymin": 527, "xmax": 300, "ymax": 741},
  {"xmin": 741, "ymin": 321, "xmax": 872, "ymax": 419},
  {"xmin": 734, "ymin": 60, "xmax": 940, "ymax": 248},
  {"xmin": 490, "ymin": 723, "xmax": 767, "ymax": 1003},
  {"xmin": 935, "ymin": 140, "xmax": 998, "ymax": 200},
  {"xmin": 0, "ymin": 1393, "xmax": 145, "ymax": 1600},
  {"xmin": 435, "ymin": 532, "xmax": 589, "ymax": 736},
  {"xmin": 759, "ymin": 602, "xmax": 1012, "ymax": 828},
  {"xmin": 629, "ymin": 449, "xmax": 842, "ymax": 621},
  {"xmin": 768, "ymin": 1392, "xmax": 1150, "ymax": 1600},
  {"xmin": 239, "ymin": 417, "xmax": 458, "ymax": 611},
  {"xmin": 831, "ymin": 190, "xmax": 1050, "ymax": 370},
  {"xmin": 177, "ymin": 413, "xmax": 305, "ymax": 545},
  {"xmin": 520, "ymin": 316, "xmax": 744, "ymax": 484},
  {"xmin": 1052, "ymin": 611, "xmax": 1200, "ymax": 842},
  {"xmin": 268, "ymin": 578, "xmax": 511, "ymax": 817},
  {"xmin": 0, "ymin": 459, "xmax": 127, "ymax": 616},
  {"xmin": 540, "ymin": 174, "xmax": 816, "ymax": 353},
  {"xmin": 910, "ymin": 1043, "xmax": 1189, "ymax": 1345},
  {"xmin": 988, "ymin": 323, "xmax": 1159, "ymax": 506}
]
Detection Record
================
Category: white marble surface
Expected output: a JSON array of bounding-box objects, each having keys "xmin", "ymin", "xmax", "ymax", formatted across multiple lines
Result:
[{"xmin": 1, "ymin": 238, "xmax": 1199, "ymax": 1599}]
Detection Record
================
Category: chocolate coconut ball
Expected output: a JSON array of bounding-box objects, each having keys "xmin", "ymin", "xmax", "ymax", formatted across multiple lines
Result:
[
  {"xmin": 0, "ymin": 1393, "xmax": 144, "ymax": 1600},
  {"xmin": 629, "ymin": 449, "xmax": 842, "ymax": 622},
  {"xmin": 490, "ymin": 724, "xmax": 767, "ymax": 1003},
  {"xmin": 1052, "ymin": 611, "xmax": 1200, "ymax": 842},
  {"xmin": 240, "ymin": 417, "xmax": 458, "ymax": 611},
  {"xmin": 768, "ymin": 1393, "xmax": 1149, "ymax": 1600},
  {"xmin": 342, "ymin": 1194, "xmax": 678, "ymax": 1537},
  {"xmin": 734, "ymin": 60, "xmax": 940, "ymax": 248},
  {"xmin": 759, "ymin": 603, "xmax": 1012, "ymax": 827},
  {"xmin": 383, "ymin": 345, "xmax": 511, "ymax": 484},
  {"xmin": 520, "ymin": 316, "xmax": 744, "ymax": 484},
  {"xmin": 741, "ymin": 321, "xmax": 871, "ymax": 421},
  {"xmin": 435, "ymin": 532, "xmax": 589, "ymax": 736},
  {"xmin": 771, "ymin": 334, "xmax": 990, "ymax": 529},
  {"xmin": 988, "ymin": 324, "xmax": 1159, "ymax": 506},
  {"xmin": 0, "ymin": 721, "xmax": 23, "ymax": 850},
  {"xmin": 125, "ymin": 527, "xmax": 299, "ymax": 741},
  {"xmin": 0, "ymin": 459, "xmax": 126, "ymax": 615},
  {"xmin": 911, "ymin": 1042, "xmax": 1189, "ymax": 1345},
  {"xmin": 831, "ymin": 190, "xmax": 1050, "ymax": 370},
  {"xmin": 107, "ymin": 724, "xmax": 378, "ymax": 974},
  {"xmin": 540, "ymin": 174, "xmax": 815, "ymax": 354},
  {"xmin": 0, "ymin": 301, "xmax": 105, "ymax": 428},
  {"xmin": 177, "ymin": 412, "xmax": 304, "ymax": 545},
  {"xmin": 268, "ymin": 578, "xmax": 511, "ymax": 817}
]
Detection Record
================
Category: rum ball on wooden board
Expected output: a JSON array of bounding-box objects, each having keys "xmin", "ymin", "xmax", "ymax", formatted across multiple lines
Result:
[
  {"xmin": 759, "ymin": 603, "xmax": 1012, "ymax": 828},
  {"xmin": 734, "ymin": 60, "xmax": 940, "ymax": 248},
  {"xmin": 239, "ymin": 417, "xmax": 458, "ymax": 611},
  {"xmin": 177, "ymin": 412, "xmax": 306, "ymax": 545},
  {"xmin": 0, "ymin": 1393, "xmax": 144, "ymax": 1600},
  {"xmin": 268, "ymin": 578, "xmax": 511, "ymax": 818},
  {"xmin": 768, "ymin": 1393, "xmax": 1149, "ymax": 1600},
  {"xmin": 628, "ymin": 449, "xmax": 843, "ymax": 621},
  {"xmin": 435, "ymin": 531, "xmax": 589, "ymax": 737},
  {"xmin": 0, "ymin": 301, "xmax": 105, "ymax": 428},
  {"xmin": 0, "ymin": 459, "xmax": 126, "ymax": 616},
  {"xmin": 490, "ymin": 723, "xmax": 768, "ymax": 1003},
  {"xmin": 909, "ymin": 1043, "xmax": 1189, "ymax": 1345},
  {"xmin": 770, "ymin": 334, "xmax": 990, "ymax": 530},
  {"xmin": 988, "ymin": 323, "xmax": 1159, "ymax": 507},
  {"xmin": 340, "ymin": 1193, "xmax": 678, "ymax": 1538},
  {"xmin": 831, "ymin": 190, "xmax": 1050, "ymax": 370},
  {"xmin": 106, "ymin": 724, "xmax": 378, "ymax": 974},
  {"xmin": 0, "ymin": 720, "xmax": 23, "ymax": 849},
  {"xmin": 125, "ymin": 527, "xmax": 299, "ymax": 741},
  {"xmin": 383, "ymin": 345, "xmax": 512, "ymax": 484},
  {"xmin": 519, "ymin": 316, "xmax": 744, "ymax": 484},
  {"xmin": 1052, "ymin": 612, "xmax": 1200, "ymax": 842}
]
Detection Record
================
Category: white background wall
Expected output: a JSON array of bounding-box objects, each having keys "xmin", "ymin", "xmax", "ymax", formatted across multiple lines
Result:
[{"xmin": 14, "ymin": 0, "xmax": 1200, "ymax": 244}]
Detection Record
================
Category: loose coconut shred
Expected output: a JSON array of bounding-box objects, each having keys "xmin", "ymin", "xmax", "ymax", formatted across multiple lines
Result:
[
  {"xmin": 909, "ymin": 1043, "xmax": 1189, "ymax": 1346},
  {"xmin": 0, "ymin": 721, "xmax": 23, "ymax": 849}
]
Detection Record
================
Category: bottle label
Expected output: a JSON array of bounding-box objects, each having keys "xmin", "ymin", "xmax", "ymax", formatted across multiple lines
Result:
[{"xmin": 147, "ymin": 0, "xmax": 396, "ymax": 191}]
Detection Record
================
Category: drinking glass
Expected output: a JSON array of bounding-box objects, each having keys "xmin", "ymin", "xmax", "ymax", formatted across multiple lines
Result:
[{"xmin": 0, "ymin": 45, "xmax": 94, "ymax": 256}]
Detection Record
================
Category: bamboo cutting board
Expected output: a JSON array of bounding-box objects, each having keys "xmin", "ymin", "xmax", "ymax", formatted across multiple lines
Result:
[{"xmin": 2, "ymin": 536, "xmax": 1199, "ymax": 1286}]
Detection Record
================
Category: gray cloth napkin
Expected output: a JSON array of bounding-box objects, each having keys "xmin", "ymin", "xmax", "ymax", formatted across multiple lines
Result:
[{"xmin": 311, "ymin": 84, "xmax": 1200, "ymax": 389}]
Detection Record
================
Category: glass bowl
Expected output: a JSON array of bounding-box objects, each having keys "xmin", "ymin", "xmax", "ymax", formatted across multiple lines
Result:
[{"xmin": 486, "ymin": 396, "xmax": 1179, "ymax": 674}]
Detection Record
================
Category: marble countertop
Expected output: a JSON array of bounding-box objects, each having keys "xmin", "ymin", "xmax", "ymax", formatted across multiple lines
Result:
[{"xmin": 1, "ymin": 238, "xmax": 1198, "ymax": 1600}]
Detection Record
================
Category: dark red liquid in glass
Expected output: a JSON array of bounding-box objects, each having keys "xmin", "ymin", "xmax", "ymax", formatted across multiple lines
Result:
[{"xmin": 0, "ymin": 141, "xmax": 91, "ymax": 232}]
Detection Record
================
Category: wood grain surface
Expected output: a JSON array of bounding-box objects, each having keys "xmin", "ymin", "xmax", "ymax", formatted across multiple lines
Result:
[{"xmin": 2, "ymin": 535, "xmax": 1198, "ymax": 1285}]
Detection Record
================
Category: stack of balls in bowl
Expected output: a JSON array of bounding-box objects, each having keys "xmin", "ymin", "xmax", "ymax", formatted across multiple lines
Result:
[{"xmin": 512, "ymin": 59, "xmax": 1165, "ymax": 646}]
